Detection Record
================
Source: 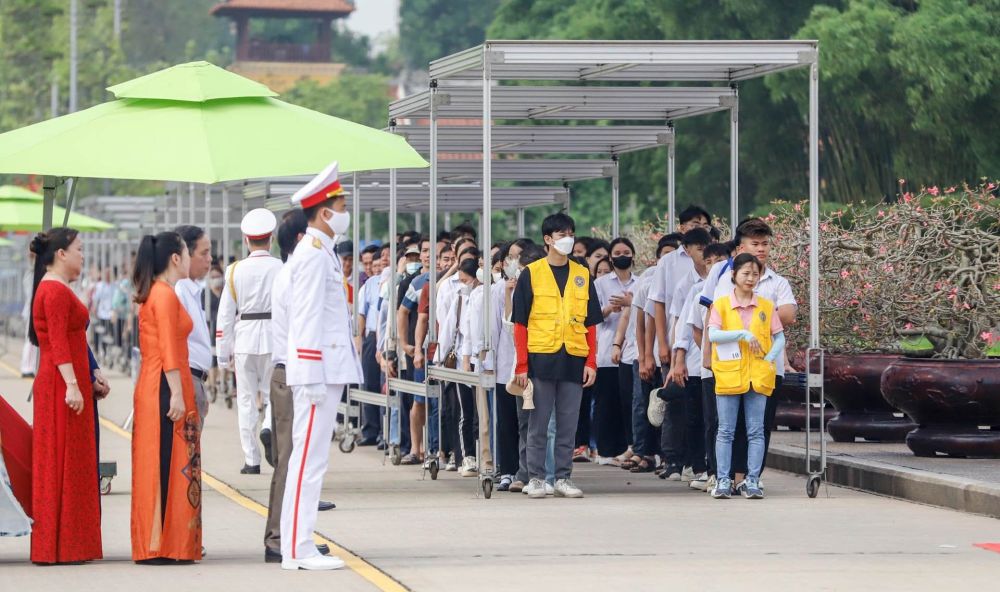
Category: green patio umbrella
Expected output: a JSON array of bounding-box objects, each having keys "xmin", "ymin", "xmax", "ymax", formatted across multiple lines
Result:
[
  {"xmin": 0, "ymin": 197, "xmax": 113, "ymax": 232},
  {"xmin": 0, "ymin": 61, "xmax": 427, "ymax": 183},
  {"xmin": 0, "ymin": 185, "xmax": 44, "ymax": 200}
]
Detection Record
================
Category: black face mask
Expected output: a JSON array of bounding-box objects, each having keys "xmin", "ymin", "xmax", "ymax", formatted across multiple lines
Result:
[{"xmin": 611, "ymin": 256, "xmax": 633, "ymax": 270}]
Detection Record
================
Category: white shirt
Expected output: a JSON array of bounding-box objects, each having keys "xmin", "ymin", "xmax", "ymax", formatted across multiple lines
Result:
[
  {"xmin": 699, "ymin": 260, "xmax": 796, "ymax": 376},
  {"xmin": 648, "ymin": 247, "xmax": 694, "ymax": 314},
  {"xmin": 595, "ymin": 271, "xmax": 637, "ymax": 368},
  {"xmin": 216, "ymin": 249, "xmax": 283, "ymax": 358},
  {"xmin": 686, "ymin": 287, "xmax": 713, "ymax": 379},
  {"xmin": 175, "ymin": 278, "xmax": 212, "ymax": 372},
  {"xmin": 270, "ymin": 263, "xmax": 292, "ymax": 366},
  {"xmin": 93, "ymin": 281, "xmax": 116, "ymax": 321},
  {"xmin": 460, "ymin": 284, "xmax": 479, "ymax": 364},
  {"xmin": 635, "ymin": 268, "xmax": 661, "ymax": 366},
  {"xmin": 673, "ymin": 279, "xmax": 705, "ymax": 378},
  {"xmin": 435, "ymin": 274, "xmax": 463, "ymax": 364}
]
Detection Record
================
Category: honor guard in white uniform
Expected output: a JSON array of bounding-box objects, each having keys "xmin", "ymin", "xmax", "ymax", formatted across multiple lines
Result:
[
  {"xmin": 280, "ymin": 162, "xmax": 363, "ymax": 571},
  {"xmin": 217, "ymin": 208, "xmax": 283, "ymax": 474}
]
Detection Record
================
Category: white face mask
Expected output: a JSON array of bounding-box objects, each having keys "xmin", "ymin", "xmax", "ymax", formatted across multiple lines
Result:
[
  {"xmin": 503, "ymin": 257, "xmax": 519, "ymax": 279},
  {"xmin": 405, "ymin": 261, "xmax": 421, "ymax": 275},
  {"xmin": 552, "ymin": 236, "xmax": 575, "ymax": 256},
  {"xmin": 475, "ymin": 268, "xmax": 485, "ymax": 284},
  {"xmin": 209, "ymin": 277, "xmax": 224, "ymax": 290},
  {"xmin": 460, "ymin": 283, "xmax": 473, "ymax": 296},
  {"xmin": 323, "ymin": 209, "xmax": 350, "ymax": 235},
  {"xmin": 492, "ymin": 271, "xmax": 503, "ymax": 283}
]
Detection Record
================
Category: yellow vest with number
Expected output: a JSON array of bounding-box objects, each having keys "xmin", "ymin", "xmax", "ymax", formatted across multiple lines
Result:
[
  {"xmin": 526, "ymin": 258, "xmax": 591, "ymax": 357},
  {"xmin": 711, "ymin": 295, "xmax": 777, "ymax": 396}
]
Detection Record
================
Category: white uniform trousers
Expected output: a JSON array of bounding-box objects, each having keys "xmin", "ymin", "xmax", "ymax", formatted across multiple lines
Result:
[
  {"xmin": 234, "ymin": 352, "xmax": 274, "ymax": 466},
  {"xmin": 280, "ymin": 383, "xmax": 342, "ymax": 561}
]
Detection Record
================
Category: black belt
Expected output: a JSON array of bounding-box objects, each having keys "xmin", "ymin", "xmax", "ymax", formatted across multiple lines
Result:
[
  {"xmin": 275, "ymin": 363, "xmax": 286, "ymax": 370},
  {"xmin": 190, "ymin": 367, "xmax": 207, "ymax": 381},
  {"xmin": 240, "ymin": 312, "xmax": 272, "ymax": 320}
]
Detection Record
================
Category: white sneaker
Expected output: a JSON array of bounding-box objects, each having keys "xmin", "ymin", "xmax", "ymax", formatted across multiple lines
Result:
[
  {"xmin": 689, "ymin": 472, "xmax": 709, "ymax": 491},
  {"xmin": 705, "ymin": 475, "xmax": 717, "ymax": 494},
  {"xmin": 647, "ymin": 390, "xmax": 666, "ymax": 427},
  {"xmin": 524, "ymin": 478, "xmax": 547, "ymax": 499},
  {"xmin": 281, "ymin": 555, "xmax": 346, "ymax": 571},
  {"xmin": 680, "ymin": 466, "xmax": 696, "ymax": 482},
  {"xmin": 459, "ymin": 456, "xmax": 478, "ymax": 477},
  {"xmin": 445, "ymin": 453, "xmax": 457, "ymax": 471},
  {"xmin": 545, "ymin": 481, "xmax": 555, "ymax": 496},
  {"xmin": 553, "ymin": 478, "xmax": 584, "ymax": 498}
]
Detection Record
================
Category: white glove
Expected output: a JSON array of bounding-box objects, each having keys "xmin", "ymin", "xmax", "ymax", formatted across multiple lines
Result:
[{"xmin": 303, "ymin": 384, "xmax": 327, "ymax": 405}]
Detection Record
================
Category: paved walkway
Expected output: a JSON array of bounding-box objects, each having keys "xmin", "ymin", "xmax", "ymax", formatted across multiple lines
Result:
[{"xmin": 1, "ymin": 350, "xmax": 999, "ymax": 591}]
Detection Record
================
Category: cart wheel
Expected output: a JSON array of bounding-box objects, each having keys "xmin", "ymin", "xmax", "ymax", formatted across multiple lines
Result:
[
  {"xmin": 339, "ymin": 436, "xmax": 356, "ymax": 454},
  {"xmin": 429, "ymin": 460, "xmax": 439, "ymax": 481},
  {"xmin": 482, "ymin": 478, "xmax": 493, "ymax": 499},
  {"xmin": 100, "ymin": 477, "xmax": 112, "ymax": 495},
  {"xmin": 806, "ymin": 475, "xmax": 821, "ymax": 498},
  {"xmin": 389, "ymin": 446, "xmax": 402, "ymax": 465}
]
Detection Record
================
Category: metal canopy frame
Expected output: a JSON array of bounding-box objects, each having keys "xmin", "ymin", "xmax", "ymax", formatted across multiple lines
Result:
[
  {"xmin": 428, "ymin": 40, "xmax": 817, "ymax": 83},
  {"xmin": 395, "ymin": 124, "xmax": 674, "ymax": 155},
  {"xmin": 384, "ymin": 39, "xmax": 822, "ymax": 491},
  {"xmin": 390, "ymin": 86, "xmax": 737, "ymax": 121}
]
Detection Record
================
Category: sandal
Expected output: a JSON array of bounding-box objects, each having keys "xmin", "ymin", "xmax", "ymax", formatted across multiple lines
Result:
[
  {"xmin": 620, "ymin": 454, "xmax": 642, "ymax": 470},
  {"xmin": 630, "ymin": 457, "xmax": 656, "ymax": 473},
  {"xmin": 400, "ymin": 453, "xmax": 422, "ymax": 465}
]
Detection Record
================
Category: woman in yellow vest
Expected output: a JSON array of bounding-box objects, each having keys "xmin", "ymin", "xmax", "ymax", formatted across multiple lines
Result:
[{"xmin": 707, "ymin": 253, "xmax": 785, "ymax": 500}]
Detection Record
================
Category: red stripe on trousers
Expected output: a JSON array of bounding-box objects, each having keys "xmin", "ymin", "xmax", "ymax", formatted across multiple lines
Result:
[{"xmin": 290, "ymin": 404, "xmax": 317, "ymax": 560}]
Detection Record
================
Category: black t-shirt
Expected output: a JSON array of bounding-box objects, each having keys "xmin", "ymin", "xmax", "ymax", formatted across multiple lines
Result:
[
  {"xmin": 396, "ymin": 272, "xmax": 419, "ymax": 345},
  {"xmin": 512, "ymin": 262, "xmax": 603, "ymax": 382}
]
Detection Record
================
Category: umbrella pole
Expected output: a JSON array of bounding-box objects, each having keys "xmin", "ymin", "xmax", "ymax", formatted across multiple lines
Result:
[
  {"xmin": 43, "ymin": 176, "xmax": 58, "ymax": 231},
  {"xmin": 62, "ymin": 177, "xmax": 79, "ymax": 227}
]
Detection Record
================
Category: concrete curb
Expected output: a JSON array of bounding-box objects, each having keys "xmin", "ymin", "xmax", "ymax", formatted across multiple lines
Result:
[{"xmin": 767, "ymin": 444, "xmax": 1000, "ymax": 519}]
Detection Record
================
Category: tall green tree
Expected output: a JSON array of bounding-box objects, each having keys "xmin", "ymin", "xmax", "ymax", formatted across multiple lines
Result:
[
  {"xmin": 283, "ymin": 73, "xmax": 391, "ymax": 129},
  {"xmin": 399, "ymin": 0, "xmax": 500, "ymax": 70}
]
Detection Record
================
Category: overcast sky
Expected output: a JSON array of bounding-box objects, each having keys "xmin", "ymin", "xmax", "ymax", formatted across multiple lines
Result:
[{"xmin": 344, "ymin": 0, "xmax": 400, "ymax": 49}]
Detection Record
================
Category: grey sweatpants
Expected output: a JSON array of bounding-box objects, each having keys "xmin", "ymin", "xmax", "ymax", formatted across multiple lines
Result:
[{"xmin": 527, "ymin": 379, "xmax": 583, "ymax": 481}]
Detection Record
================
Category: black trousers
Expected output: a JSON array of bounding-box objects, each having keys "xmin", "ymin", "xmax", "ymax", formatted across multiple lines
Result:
[
  {"xmin": 397, "ymin": 361, "xmax": 414, "ymax": 454},
  {"xmin": 440, "ymin": 382, "xmax": 461, "ymax": 459},
  {"xmin": 360, "ymin": 332, "xmax": 382, "ymax": 441},
  {"xmin": 456, "ymin": 383, "xmax": 477, "ymax": 460},
  {"xmin": 731, "ymin": 376, "xmax": 782, "ymax": 477},
  {"xmin": 636, "ymin": 367, "xmax": 662, "ymax": 458},
  {"xmin": 594, "ymin": 366, "xmax": 629, "ymax": 457},
  {"xmin": 702, "ymin": 376, "xmax": 719, "ymax": 477},
  {"xmin": 495, "ymin": 384, "xmax": 520, "ymax": 476}
]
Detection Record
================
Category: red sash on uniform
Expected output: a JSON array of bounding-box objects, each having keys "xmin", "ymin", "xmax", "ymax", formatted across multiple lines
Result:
[{"xmin": 0, "ymin": 394, "xmax": 32, "ymax": 517}]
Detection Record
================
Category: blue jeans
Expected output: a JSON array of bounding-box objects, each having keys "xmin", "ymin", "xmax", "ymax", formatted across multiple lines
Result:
[{"xmin": 715, "ymin": 390, "xmax": 768, "ymax": 481}]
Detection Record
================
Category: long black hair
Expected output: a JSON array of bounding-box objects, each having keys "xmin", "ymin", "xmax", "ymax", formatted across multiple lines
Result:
[
  {"xmin": 28, "ymin": 227, "xmax": 80, "ymax": 346},
  {"xmin": 132, "ymin": 231, "xmax": 185, "ymax": 304}
]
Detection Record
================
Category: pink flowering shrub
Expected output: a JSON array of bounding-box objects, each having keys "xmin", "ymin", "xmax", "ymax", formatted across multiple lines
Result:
[{"xmin": 770, "ymin": 181, "xmax": 1000, "ymax": 359}]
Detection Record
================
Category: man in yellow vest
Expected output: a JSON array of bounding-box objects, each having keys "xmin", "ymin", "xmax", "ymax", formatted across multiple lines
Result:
[{"xmin": 512, "ymin": 213, "xmax": 602, "ymax": 499}]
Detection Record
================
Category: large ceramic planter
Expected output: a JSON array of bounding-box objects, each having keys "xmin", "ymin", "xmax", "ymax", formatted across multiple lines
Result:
[
  {"xmin": 772, "ymin": 373, "xmax": 833, "ymax": 430},
  {"xmin": 881, "ymin": 357, "xmax": 1000, "ymax": 458},
  {"xmin": 823, "ymin": 354, "xmax": 916, "ymax": 443}
]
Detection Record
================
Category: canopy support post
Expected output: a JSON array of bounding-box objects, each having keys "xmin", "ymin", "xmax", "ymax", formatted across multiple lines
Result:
[
  {"xmin": 388, "ymin": 120, "xmax": 398, "ymax": 347},
  {"xmin": 62, "ymin": 177, "xmax": 79, "ymax": 227},
  {"xmin": 516, "ymin": 208, "xmax": 525, "ymax": 237},
  {"xmin": 352, "ymin": 172, "xmax": 361, "ymax": 338},
  {"xmin": 428, "ymin": 82, "xmax": 439, "ymax": 345},
  {"xmin": 364, "ymin": 211, "xmax": 372, "ymax": 245},
  {"xmin": 481, "ymin": 48, "xmax": 493, "ymax": 354},
  {"xmin": 730, "ymin": 86, "xmax": 740, "ymax": 228},
  {"xmin": 611, "ymin": 155, "xmax": 620, "ymax": 237},
  {"xmin": 222, "ymin": 186, "xmax": 230, "ymax": 269},
  {"xmin": 667, "ymin": 125, "xmax": 675, "ymax": 233},
  {"xmin": 42, "ymin": 176, "xmax": 57, "ymax": 231},
  {"xmin": 808, "ymin": 61, "xmax": 820, "ymax": 351}
]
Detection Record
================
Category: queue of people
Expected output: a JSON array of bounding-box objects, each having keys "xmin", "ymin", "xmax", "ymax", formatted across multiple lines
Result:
[{"xmin": 0, "ymin": 159, "xmax": 796, "ymax": 568}]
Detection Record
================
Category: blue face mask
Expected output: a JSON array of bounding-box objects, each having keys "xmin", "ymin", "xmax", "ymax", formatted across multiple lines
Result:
[{"xmin": 406, "ymin": 262, "xmax": 421, "ymax": 275}]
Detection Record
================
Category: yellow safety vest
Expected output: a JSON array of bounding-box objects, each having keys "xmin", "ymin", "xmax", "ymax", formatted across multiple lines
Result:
[
  {"xmin": 526, "ymin": 258, "xmax": 591, "ymax": 357},
  {"xmin": 711, "ymin": 294, "xmax": 777, "ymax": 396}
]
